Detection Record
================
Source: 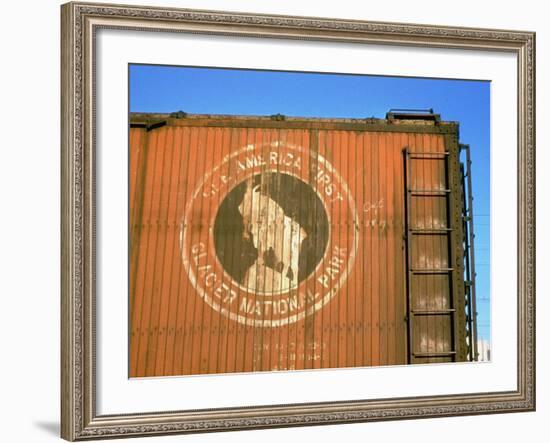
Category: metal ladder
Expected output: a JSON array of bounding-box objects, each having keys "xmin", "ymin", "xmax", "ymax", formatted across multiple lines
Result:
[
  {"xmin": 404, "ymin": 148, "xmax": 457, "ymax": 363},
  {"xmin": 460, "ymin": 144, "xmax": 478, "ymax": 361}
]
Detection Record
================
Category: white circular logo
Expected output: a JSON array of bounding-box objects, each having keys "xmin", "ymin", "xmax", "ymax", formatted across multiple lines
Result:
[{"xmin": 181, "ymin": 141, "xmax": 358, "ymax": 327}]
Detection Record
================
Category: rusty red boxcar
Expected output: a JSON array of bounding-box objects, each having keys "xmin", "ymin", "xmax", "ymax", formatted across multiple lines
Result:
[{"xmin": 129, "ymin": 110, "xmax": 478, "ymax": 377}]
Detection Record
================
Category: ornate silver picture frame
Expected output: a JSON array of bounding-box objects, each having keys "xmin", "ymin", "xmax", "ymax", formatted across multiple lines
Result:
[{"xmin": 61, "ymin": 1, "xmax": 535, "ymax": 440}]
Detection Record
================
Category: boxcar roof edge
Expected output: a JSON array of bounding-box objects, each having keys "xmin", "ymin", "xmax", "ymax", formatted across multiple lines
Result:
[{"xmin": 129, "ymin": 112, "xmax": 460, "ymax": 135}]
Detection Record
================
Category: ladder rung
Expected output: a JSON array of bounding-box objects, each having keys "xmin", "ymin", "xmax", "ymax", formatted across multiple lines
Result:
[
  {"xmin": 409, "ymin": 152, "xmax": 449, "ymax": 159},
  {"xmin": 411, "ymin": 309, "xmax": 455, "ymax": 316},
  {"xmin": 413, "ymin": 351, "xmax": 456, "ymax": 357},
  {"xmin": 409, "ymin": 189, "xmax": 450, "ymax": 196},
  {"xmin": 410, "ymin": 228, "xmax": 452, "ymax": 234},
  {"xmin": 411, "ymin": 268, "xmax": 453, "ymax": 274}
]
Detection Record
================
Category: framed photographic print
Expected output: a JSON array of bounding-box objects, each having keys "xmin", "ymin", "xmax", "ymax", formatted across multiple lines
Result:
[{"xmin": 61, "ymin": 1, "xmax": 535, "ymax": 440}]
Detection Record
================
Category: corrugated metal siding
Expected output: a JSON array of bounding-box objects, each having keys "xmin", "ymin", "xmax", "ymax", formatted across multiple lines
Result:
[{"xmin": 129, "ymin": 117, "xmax": 464, "ymax": 377}]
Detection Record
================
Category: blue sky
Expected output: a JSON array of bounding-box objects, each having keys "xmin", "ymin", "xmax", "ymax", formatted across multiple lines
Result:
[{"xmin": 129, "ymin": 64, "xmax": 491, "ymax": 343}]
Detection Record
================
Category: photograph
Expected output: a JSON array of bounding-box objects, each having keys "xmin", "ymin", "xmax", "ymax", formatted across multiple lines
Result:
[
  {"xmin": 58, "ymin": 3, "xmax": 535, "ymax": 439},
  {"xmin": 1, "ymin": 0, "xmax": 544, "ymax": 441},
  {"xmin": 128, "ymin": 65, "xmax": 491, "ymax": 377}
]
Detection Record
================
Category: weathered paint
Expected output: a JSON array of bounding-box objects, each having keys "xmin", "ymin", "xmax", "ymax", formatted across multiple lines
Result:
[{"xmin": 129, "ymin": 114, "xmax": 467, "ymax": 377}]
